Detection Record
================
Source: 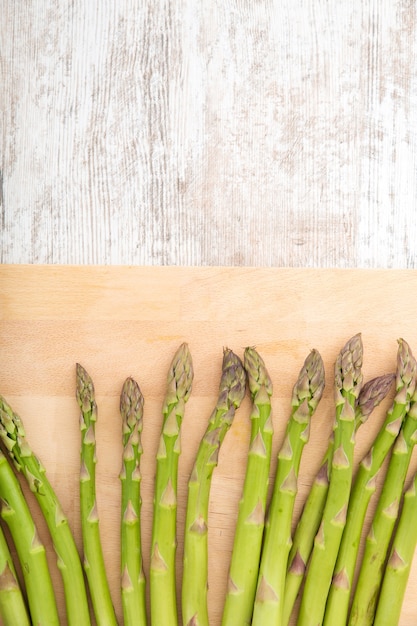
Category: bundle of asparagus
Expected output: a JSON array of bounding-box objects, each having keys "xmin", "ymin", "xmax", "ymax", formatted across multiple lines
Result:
[
  {"xmin": 284, "ymin": 370, "xmax": 395, "ymax": 625},
  {"xmin": 0, "ymin": 336, "xmax": 415, "ymax": 626},
  {"xmin": 0, "ymin": 394, "xmax": 91, "ymax": 625}
]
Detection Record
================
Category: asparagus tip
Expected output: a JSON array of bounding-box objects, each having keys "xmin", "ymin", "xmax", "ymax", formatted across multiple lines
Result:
[
  {"xmin": 76, "ymin": 363, "xmax": 95, "ymax": 415},
  {"xmin": 120, "ymin": 377, "xmax": 144, "ymax": 433},
  {"xmin": 166, "ymin": 342, "xmax": 194, "ymax": 403},
  {"xmin": 243, "ymin": 346, "xmax": 273, "ymax": 396},
  {"xmin": 356, "ymin": 373, "xmax": 395, "ymax": 423},
  {"xmin": 219, "ymin": 348, "xmax": 246, "ymax": 409},
  {"xmin": 396, "ymin": 338, "xmax": 417, "ymax": 390},
  {"xmin": 335, "ymin": 333, "xmax": 363, "ymax": 398},
  {"xmin": 292, "ymin": 348, "xmax": 325, "ymax": 411}
]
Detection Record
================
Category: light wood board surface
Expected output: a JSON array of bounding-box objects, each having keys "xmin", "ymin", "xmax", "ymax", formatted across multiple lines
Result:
[
  {"xmin": 1, "ymin": 265, "xmax": 417, "ymax": 625},
  {"xmin": 2, "ymin": 1, "xmax": 417, "ymax": 268}
]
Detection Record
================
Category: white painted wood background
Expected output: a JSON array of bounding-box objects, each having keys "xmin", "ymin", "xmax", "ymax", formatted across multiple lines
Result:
[{"xmin": 1, "ymin": 0, "xmax": 417, "ymax": 267}]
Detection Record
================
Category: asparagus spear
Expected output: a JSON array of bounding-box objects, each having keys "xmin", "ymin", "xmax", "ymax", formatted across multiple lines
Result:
[
  {"xmin": 251, "ymin": 349, "xmax": 325, "ymax": 626},
  {"xmin": 150, "ymin": 343, "xmax": 194, "ymax": 626},
  {"xmin": 120, "ymin": 377, "xmax": 147, "ymax": 625},
  {"xmin": 0, "ymin": 394, "xmax": 91, "ymax": 626},
  {"xmin": 182, "ymin": 348, "xmax": 246, "ymax": 626},
  {"xmin": 221, "ymin": 346, "xmax": 274, "ymax": 626},
  {"xmin": 297, "ymin": 333, "xmax": 363, "ymax": 626},
  {"xmin": 0, "ymin": 448, "xmax": 59, "ymax": 625},
  {"xmin": 324, "ymin": 339, "xmax": 416, "ymax": 626},
  {"xmin": 76, "ymin": 364, "xmax": 118, "ymax": 626},
  {"xmin": 348, "ymin": 380, "xmax": 417, "ymax": 626},
  {"xmin": 283, "ymin": 372, "xmax": 395, "ymax": 625},
  {"xmin": 0, "ymin": 523, "xmax": 31, "ymax": 626},
  {"xmin": 373, "ymin": 470, "xmax": 417, "ymax": 626}
]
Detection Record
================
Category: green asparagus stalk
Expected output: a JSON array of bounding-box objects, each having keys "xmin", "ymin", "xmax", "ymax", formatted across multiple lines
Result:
[
  {"xmin": 324, "ymin": 339, "xmax": 416, "ymax": 626},
  {"xmin": 76, "ymin": 364, "xmax": 118, "ymax": 626},
  {"xmin": 0, "ymin": 523, "xmax": 31, "ymax": 626},
  {"xmin": 283, "ymin": 372, "xmax": 395, "ymax": 625},
  {"xmin": 373, "ymin": 470, "xmax": 417, "ymax": 626},
  {"xmin": 0, "ymin": 448, "xmax": 59, "ymax": 625},
  {"xmin": 150, "ymin": 343, "xmax": 194, "ymax": 626},
  {"xmin": 221, "ymin": 347, "xmax": 274, "ymax": 626},
  {"xmin": 182, "ymin": 348, "xmax": 246, "ymax": 626},
  {"xmin": 0, "ymin": 394, "xmax": 91, "ymax": 626},
  {"xmin": 120, "ymin": 376, "xmax": 147, "ymax": 625},
  {"xmin": 251, "ymin": 349, "xmax": 325, "ymax": 626},
  {"xmin": 297, "ymin": 333, "xmax": 363, "ymax": 626},
  {"xmin": 348, "ymin": 379, "xmax": 417, "ymax": 626}
]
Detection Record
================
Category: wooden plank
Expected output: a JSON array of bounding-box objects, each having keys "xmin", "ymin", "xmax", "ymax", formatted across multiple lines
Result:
[
  {"xmin": 1, "ymin": 265, "xmax": 417, "ymax": 624},
  {"xmin": 1, "ymin": 2, "xmax": 417, "ymax": 267}
]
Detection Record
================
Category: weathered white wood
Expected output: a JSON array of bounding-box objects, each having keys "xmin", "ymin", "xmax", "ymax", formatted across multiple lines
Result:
[{"xmin": 1, "ymin": 1, "xmax": 417, "ymax": 266}]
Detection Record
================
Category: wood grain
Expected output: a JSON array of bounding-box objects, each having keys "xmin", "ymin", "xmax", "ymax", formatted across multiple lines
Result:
[
  {"xmin": 1, "ymin": 265, "xmax": 417, "ymax": 624},
  {"xmin": 1, "ymin": 2, "xmax": 417, "ymax": 267}
]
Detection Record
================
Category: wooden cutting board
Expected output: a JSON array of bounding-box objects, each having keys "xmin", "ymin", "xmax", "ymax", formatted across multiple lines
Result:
[{"xmin": 1, "ymin": 265, "xmax": 417, "ymax": 625}]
